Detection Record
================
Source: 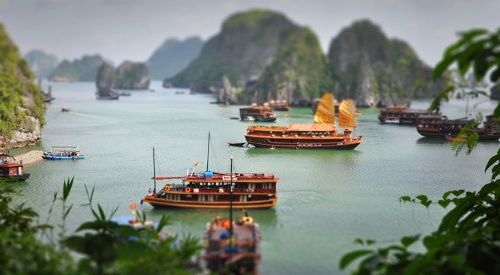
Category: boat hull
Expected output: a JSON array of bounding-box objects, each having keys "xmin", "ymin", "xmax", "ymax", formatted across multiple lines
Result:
[
  {"xmin": 245, "ymin": 136, "xmax": 361, "ymax": 150},
  {"xmin": 42, "ymin": 154, "xmax": 85, "ymax": 160},
  {"xmin": 0, "ymin": 173, "xmax": 30, "ymax": 182},
  {"xmin": 143, "ymin": 196, "xmax": 276, "ymax": 209}
]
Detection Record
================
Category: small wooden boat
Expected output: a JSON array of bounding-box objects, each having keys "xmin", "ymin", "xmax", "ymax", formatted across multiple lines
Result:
[
  {"xmin": 0, "ymin": 154, "xmax": 30, "ymax": 181},
  {"xmin": 61, "ymin": 107, "xmax": 70, "ymax": 112},
  {"xmin": 43, "ymin": 146, "xmax": 85, "ymax": 160},
  {"xmin": 245, "ymin": 93, "xmax": 362, "ymax": 149},
  {"xmin": 203, "ymin": 158, "xmax": 261, "ymax": 274}
]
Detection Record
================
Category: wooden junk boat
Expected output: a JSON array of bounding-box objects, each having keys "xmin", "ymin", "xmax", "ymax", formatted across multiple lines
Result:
[
  {"xmin": 378, "ymin": 106, "xmax": 441, "ymax": 125},
  {"xmin": 417, "ymin": 114, "xmax": 500, "ymax": 140},
  {"xmin": 203, "ymin": 158, "xmax": 262, "ymax": 274},
  {"xmin": 142, "ymin": 136, "xmax": 278, "ymax": 209},
  {"xmin": 239, "ymin": 104, "xmax": 276, "ymax": 122},
  {"xmin": 244, "ymin": 92, "xmax": 362, "ymax": 149},
  {"xmin": 0, "ymin": 154, "xmax": 30, "ymax": 181}
]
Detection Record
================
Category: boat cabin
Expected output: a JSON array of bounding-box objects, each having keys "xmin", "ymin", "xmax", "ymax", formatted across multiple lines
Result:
[{"xmin": 0, "ymin": 154, "xmax": 30, "ymax": 181}]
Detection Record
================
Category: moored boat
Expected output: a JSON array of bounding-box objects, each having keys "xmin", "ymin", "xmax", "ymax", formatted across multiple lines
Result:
[
  {"xmin": 142, "ymin": 135, "xmax": 278, "ymax": 209},
  {"xmin": 378, "ymin": 107, "xmax": 441, "ymax": 125},
  {"xmin": 43, "ymin": 146, "xmax": 85, "ymax": 160},
  {"xmin": 203, "ymin": 158, "xmax": 261, "ymax": 274},
  {"xmin": 239, "ymin": 105, "xmax": 276, "ymax": 122},
  {"xmin": 0, "ymin": 154, "xmax": 30, "ymax": 181},
  {"xmin": 267, "ymin": 100, "xmax": 290, "ymax": 111},
  {"xmin": 244, "ymin": 92, "xmax": 362, "ymax": 149},
  {"xmin": 417, "ymin": 115, "xmax": 500, "ymax": 140}
]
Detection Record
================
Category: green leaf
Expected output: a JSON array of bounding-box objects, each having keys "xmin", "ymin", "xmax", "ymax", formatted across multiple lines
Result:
[
  {"xmin": 339, "ymin": 249, "xmax": 373, "ymax": 269},
  {"xmin": 400, "ymin": 196, "xmax": 412, "ymax": 203},
  {"xmin": 438, "ymin": 199, "xmax": 450, "ymax": 208},
  {"xmin": 401, "ymin": 235, "xmax": 420, "ymax": 247}
]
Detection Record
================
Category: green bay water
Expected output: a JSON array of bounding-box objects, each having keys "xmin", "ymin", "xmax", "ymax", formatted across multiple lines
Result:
[{"xmin": 13, "ymin": 81, "xmax": 499, "ymax": 274}]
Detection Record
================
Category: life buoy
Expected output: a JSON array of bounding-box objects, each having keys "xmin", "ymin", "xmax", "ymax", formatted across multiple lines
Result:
[
  {"xmin": 243, "ymin": 216, "xmax": 254, "ymax": 224},
  {"xmin": 164, "ymin": 184, "xmax": 172, "ymax": 192},
  {"xmin": 185, "ymin": 187, "xmax": 191, "ymax": 192}
]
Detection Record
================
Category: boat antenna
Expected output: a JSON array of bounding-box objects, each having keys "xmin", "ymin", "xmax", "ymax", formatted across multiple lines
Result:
[
  {"xmin": 206, "ymin": 131, "xmax": 210, "ymax": 171},
  {"xmin": 229, "ymin": 155, "xmax": 234, "ymax": 242},
  {"xmin": 153, "ymin": 146, "xmax": 157, "ymax": 193}
]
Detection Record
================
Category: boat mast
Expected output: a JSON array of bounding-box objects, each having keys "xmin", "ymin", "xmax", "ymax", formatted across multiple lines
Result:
[
  {"xmin": 206, "ymin": 131, "xmax": 210, "ymax": 171},
  {"xmin": 153, "ymin": 147, "xmax": 156, "ymax": 193},
  {"xmin": 229, "ymin": 156, "xmax": 234, "ymax": 241}
]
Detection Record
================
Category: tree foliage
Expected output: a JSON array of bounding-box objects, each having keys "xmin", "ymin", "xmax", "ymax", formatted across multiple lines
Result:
[
  {"xmin": 340, "ymin": 28, "xmax": 500, "ymax": 274},
  {"xmin": 0, "ymin": 178, "xmax": 201, "ymax": 274}
]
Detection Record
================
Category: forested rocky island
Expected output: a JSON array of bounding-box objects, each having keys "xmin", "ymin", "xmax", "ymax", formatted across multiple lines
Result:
[
  {"xmin": 49, "ymin": 54, "xmax": 105, "ymax": 82},
  {"xmin": 0, "ymin": 24, "xmax": 45, "ymax": 149},
  {"xmin": 168, "ymin": 9, "xmax": 441, "ymax": 107},
  {"xmin": 96, "ymin": 61, "xmax": 150, "ymax": 91}
]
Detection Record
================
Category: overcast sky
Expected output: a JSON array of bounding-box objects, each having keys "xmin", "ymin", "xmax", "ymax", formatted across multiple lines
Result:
[{"xmin": 0, "ymin": 0, "xmax": 498, "ymax": 66}]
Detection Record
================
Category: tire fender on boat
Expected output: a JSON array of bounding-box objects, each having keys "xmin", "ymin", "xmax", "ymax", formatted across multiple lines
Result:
[
  {"xmin": 164, "ymin": 184, "xmax": 172, "ymax": 192},
  {"xmin": 185, "ymin": 187, "xmax": 191, "ymax": 193}
]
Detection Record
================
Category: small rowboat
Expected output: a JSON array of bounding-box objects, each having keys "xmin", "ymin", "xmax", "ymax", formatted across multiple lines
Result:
[{"xmin": 228, "ymin": 142, "xmax": 247, "ymax": 147}]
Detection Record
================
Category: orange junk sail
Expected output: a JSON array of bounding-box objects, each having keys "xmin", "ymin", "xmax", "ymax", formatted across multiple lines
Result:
[
  {"xmin": 339, "ymin": 99, "xmax": 358, "ymax": 129},
  {"xmin": 314, "ymin": 92, "xmax": 335, "ymax": 125}
]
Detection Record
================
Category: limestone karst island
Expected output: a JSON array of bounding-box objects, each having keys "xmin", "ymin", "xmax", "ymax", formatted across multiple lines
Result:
[{"xmin": 1, "ymin": 1, "xmax": 499, "ymax": 274}]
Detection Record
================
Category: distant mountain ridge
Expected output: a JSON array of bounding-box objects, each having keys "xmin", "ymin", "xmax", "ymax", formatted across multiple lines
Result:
[
  {"xmin": 24, "ymin": 50, "xmax": 58, "ymax": 80},
  {"xmin": 49, "ymin": 54, "xmax": 105, "ymax": 82},
  {"xmin": 147, "ymin": 37, "xmax": 203, "ymax": 80}
]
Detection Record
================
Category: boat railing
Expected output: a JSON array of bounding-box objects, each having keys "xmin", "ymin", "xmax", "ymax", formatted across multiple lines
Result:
[
  {"xmin": 247, "ymin": 125, "xmax": 288, "ymax": 131},
  {"xmin": 162, "ymin": 186, "xmax": 275, "ymax": 194},
  {"xmin": 186, "ymin": 173, "xmax": 275, "ymax": 180}
]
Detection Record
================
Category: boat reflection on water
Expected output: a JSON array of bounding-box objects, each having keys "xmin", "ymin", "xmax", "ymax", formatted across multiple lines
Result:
[{"xmin": 416, "ymin": 137, "xmax": 448, "ymax": 145}]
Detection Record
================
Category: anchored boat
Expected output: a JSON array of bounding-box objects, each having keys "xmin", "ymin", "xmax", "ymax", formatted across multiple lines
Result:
[
  {"xmin": 142, "ymin": 134, "xmax": 278, "ymax": 209},
  {"xmin": 0, "ymin": 154, "xmax": 30, "ymax": 181},
  {"xmin": 378, "ymin": 107, "xmax": 441, "ymax": 125},
  {"xmin": 239, "ymin": 104, "xmax": 276, "ymax": 122},
  {"xmin": 203, "ymin": 158, "xmax": 261, "ymax": 274},
  {"xmin": 244, "ymin": 92, "xmax": 362, "ymax": 149},
  {"xmin": 43, "ymin": 146, "xmax": 85, "ymax": 160}
]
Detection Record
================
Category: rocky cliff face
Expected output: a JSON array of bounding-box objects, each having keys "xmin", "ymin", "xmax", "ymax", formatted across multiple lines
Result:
[
  {"xmin": 0, "ymin": 23, "xmax": 45, "ymax": 148},
  {"xmin": 114, "ymin": 61, "xmax": 150, "ymax": 89},
  {"xmin": 168, "ymin": 9, "xmax": 329, "ymax": 105},
  {"xmin": 147, "ymin": 37, "xmax": 203, "ymax": 80},
  {"xmin": 328, "ymin": 19, "xmax": 441, "ymax": 107},
  {"xmin": 49, "ymin": 54, "xmax": 105, "ymax": 82},
  {"xmin": 96, "ymin": 61, "xmax": 150, "ymax": 90},
  {"xmin": 24, "ymin": 50, "xmax": 59, "ymax": 80}
]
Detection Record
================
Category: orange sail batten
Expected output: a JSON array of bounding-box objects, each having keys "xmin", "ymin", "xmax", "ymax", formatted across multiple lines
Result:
[
  {"xmin": 338, "ymin": 99, "xmax": 358, "ymax": 129},
  {"xmin": 314, "ymin": 92, "xmax": 335, "ymax": 125}
]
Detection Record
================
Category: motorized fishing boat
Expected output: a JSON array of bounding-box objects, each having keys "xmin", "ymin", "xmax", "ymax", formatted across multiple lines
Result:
[
  {"xmin": 267, "ymin": 100, "xmax": 290, "ymax": 111},
  {"xmin": 0, "ymin": 154, "xmax": 30, "ymax": 181},
  {"xmin": 203, "ymin": 158, "xmax": 261, "ymax": 274},
  {"xmin": 228, "ymin": 142, "xmax": 247, "ymax": 147},
  {"xmin": 244, "ymin": 92, "xmax": 362, "ymax": 149},
  {"xmin": 142, "ymin": 134, "xmax": 278, "ymax": 209},
  {"xmin": 239, "ymin": 105, "xmax": 276, "ymax": 122},
  {"xmin": 378, "ymin": 106, "xmax": 441, "ymax": 125},
  {"xmin": 417, "ymin": 115, "xmax": 500, "ymax": 140},
  {"xmin": 43, "ymin": 146, "xmax": 85, "ymax": 160}
]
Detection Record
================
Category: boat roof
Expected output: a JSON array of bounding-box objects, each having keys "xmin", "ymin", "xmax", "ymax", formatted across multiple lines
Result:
[
  {"xmin": 51, "ymin": 146, "xmax": 80, "ymax": 152},
  {"xmin": 153, "ymin": 172, "xmax": 277, "ymax": 183}
]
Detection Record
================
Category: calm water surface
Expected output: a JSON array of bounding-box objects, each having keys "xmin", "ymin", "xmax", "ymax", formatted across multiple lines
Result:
[{"xmin": 12, "ymin": 81, "xmax": 499, "ymax": 274}]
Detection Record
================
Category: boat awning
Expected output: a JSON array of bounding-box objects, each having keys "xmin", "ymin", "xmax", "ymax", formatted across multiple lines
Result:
[{"xmin": 288, "ymin": 124, "xmax": 335, "ymax": 132}]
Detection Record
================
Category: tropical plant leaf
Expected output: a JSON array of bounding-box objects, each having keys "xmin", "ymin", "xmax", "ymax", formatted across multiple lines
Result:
[{"xmin": 339, "ymin": 249, "xmax": 373, "ymax": 269}]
